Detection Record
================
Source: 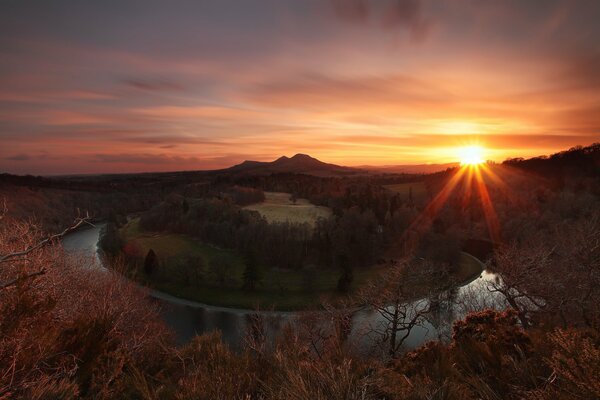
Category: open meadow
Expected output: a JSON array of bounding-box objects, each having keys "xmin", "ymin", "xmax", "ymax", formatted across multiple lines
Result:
[{"xmin": 243, "ymin": 192, "xmax": 332, "ymax": 226}]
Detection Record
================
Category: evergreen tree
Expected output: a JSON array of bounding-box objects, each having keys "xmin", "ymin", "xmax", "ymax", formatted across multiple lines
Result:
[
  {"xmin": 336, "ymin": 254, "xmax": 354, "ymax": 293},
  {"xmin": 144, "ymin": 249, "xmax": 158, "ymax": 275},
  {"xmin": 242, "ymin": 251, "xmax": 261, "ymax": 291},
  {"xmin": 98, "ymin": 223, "xmax": 122, "ymax": 256}
]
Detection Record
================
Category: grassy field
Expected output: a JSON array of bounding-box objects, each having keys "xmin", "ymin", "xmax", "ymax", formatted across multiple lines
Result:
[
  {"xmin": 244, "ymin": 192, "xmax": 332, "ymax": 227},
  {"xmin": 121, "ymin": 219, "xmax": 242, "ymax": 272},
  {"xmin": 384, "ymin": 181, "xmax": 428, "ymax": 205},
  {"xmin": 119, "ymin": 218, "xmax": 484, "ymax": 310}
]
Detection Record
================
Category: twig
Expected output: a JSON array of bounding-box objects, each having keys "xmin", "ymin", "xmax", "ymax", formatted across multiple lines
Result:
[
  {"xmin": 0, "ymin": 213, "xmax": 93, "ymax": 264},
  {"xmin": 0, "ymin": 198, "xmax": 6, "ymax": 220},
  {"xmin": 0, "ymin": 268, "xmax": 46, "ymax": 289}
]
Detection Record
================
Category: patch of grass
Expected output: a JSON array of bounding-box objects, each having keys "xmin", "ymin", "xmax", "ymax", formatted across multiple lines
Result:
[
  {"xmin": 244, "ymin": 192, "xmax": 332, "ymax": 227},
  {"xmin": 384, "ymin": 182, "xmax": 428, "ymax": 204},
  {"xmin": 126, "ymin": 233, "xmax": 235, "ymax": 266}
]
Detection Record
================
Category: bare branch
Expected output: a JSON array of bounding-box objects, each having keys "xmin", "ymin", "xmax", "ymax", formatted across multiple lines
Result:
[
  {"xmin": 0, "ymin": 268, "xmax": 46, "ymax": 290},
  {"xmin": 0, "ymin": 213, "xmax": 93, "ymax": 264},
  {"xmin": 0, "ymin": 198, "xmax": 6, "ymax": 221}
]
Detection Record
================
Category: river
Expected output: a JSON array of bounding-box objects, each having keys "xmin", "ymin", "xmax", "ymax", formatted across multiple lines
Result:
[{"xmin": 62, "ymin": 223, "xmax": 502, "ymax": 351}]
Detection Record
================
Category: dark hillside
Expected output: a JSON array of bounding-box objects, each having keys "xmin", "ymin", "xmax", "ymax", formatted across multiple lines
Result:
[{"xmin": 503, "ymin": 143, "xmax": 600, "ymax": 178}]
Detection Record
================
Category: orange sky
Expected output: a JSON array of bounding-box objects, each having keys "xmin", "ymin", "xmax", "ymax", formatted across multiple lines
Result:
[{"xmin": 1, "ymin": 0, "xmax": 599, "ymax": 174}]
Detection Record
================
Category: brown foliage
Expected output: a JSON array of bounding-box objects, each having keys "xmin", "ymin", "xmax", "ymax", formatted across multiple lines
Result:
[
  {"xmin": 0, "ymin": 218, "xmax": 171, "ymax": 399},
  {"xmin": 170, "ymin": 332, "xmax": 260, "ymax": 400}
]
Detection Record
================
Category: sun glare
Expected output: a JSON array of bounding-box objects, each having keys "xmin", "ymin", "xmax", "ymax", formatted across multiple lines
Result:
[{"xmin": 459, "ymin": 145, "xmax": 485, "ymax": 166}]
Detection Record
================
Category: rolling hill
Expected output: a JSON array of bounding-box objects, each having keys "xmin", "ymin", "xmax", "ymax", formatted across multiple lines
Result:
[{"xmin": 219, "ymin": 153, "xmax": 363, "ymax": 176}]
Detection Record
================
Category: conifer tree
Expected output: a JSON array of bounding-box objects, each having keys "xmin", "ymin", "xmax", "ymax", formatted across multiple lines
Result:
[
  {"xmin": 242, "ymin": 251, "xmax": 261, "ymax": 290},
  {"xmin": 144, "ymin": 248, "xmax": 158, "ymax": 275}
]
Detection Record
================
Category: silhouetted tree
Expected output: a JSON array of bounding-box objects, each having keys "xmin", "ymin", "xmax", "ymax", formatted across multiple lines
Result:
[
  {"xmin": 144, "ymin": 249, "xmax": 158, "ymax": 275},
  {"xmin": 210, "ymin": 253, "xmax": 236, "ymax": 287},
  {"xmin": 337, "ymin": 255, "xmax": 353, "ymax": 293},
  {"xmin": 98, "ymin": 223, "xmax": 123, "ymax": 256},
  {"xmin": 243, "ymin": 251, "xmax": 261, "ymax": 291}
]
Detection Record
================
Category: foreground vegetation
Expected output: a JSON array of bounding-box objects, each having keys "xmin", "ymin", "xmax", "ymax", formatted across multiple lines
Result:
[{"xmin": 1, "ymin": 215, "xmax": 598, "ymax": 399}]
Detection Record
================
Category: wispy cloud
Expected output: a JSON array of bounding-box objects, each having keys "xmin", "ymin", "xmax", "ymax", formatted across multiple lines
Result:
[
  {"xmin": 4, "ymin": 154, "xmax": 30, "ymax": 161},
  {"xmin": 329, "ymin": 0, "xmax": 431, "ymax": 41},
  {"xmin": 123, "ymin": 77, "xmax": 184, "ymax": 92}
]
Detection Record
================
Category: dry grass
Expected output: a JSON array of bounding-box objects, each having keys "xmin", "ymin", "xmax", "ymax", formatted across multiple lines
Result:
[
  {"xmin": 0, "ymin": 218, "xmax": 171, "ymax": 399},
  {"xmin": 244, "ymin": 192, "xmax": 332, "ymax": 227}
]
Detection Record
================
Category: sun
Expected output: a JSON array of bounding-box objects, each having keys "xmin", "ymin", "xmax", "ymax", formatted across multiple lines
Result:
[{"xmin": 458, "ymin": 145, "xmax": 485, "ymax": 166}]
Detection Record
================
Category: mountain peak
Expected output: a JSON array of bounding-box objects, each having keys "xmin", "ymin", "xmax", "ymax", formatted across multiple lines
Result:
[
  {"xmin": 279, "ymin": 153, "xmax": 322, "ymax": 167},
  {"xmin": 290, "ymin": 153, "xmax": 313, "ymax": 160},
  {"xmin": 274, "ymin": 155, "xmax": 290, "ymax": 163},
  {"xmin": 240, "ymin": 160, "xmax": 258, "ymax": 165},
  {"xmin": 274, "ymin": 154, "xmax": 314, "ymax": 164},
  {"xmin": 220, "ymin": 153, "xmax": 362, "ymax": 176}
]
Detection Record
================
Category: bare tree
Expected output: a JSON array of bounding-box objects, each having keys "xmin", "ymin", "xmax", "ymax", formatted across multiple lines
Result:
[
  {"xmin": 487, "ymin": 242, "xmax": 552, "ymax": 327},
  {"xmin": 489, "ymin": 212, "xmax": 600, "ymax": 331},
  {"xmin": 290, "ymin": 299, "xmax": 358, "ymax": 361},
  {"xmin": 358, "ymin": 259, "xmax": 435, "ymax": 358}
]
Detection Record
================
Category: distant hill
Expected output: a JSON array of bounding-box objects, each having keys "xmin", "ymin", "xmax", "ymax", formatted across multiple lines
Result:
[
  {"xmin": 503, "ymin": 143, "xmax": 600, "ymax": 178},
  {"xmin": 218, "ymin": 153, "xmax": 363, "ymax": 176},
  {"xmin": 357, "ymin": 163, "xmax": 459, "ymax": 174}
]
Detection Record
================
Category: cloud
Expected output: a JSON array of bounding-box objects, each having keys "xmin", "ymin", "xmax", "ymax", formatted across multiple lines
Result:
[
  {"xmin": 40, "ymin": 111, "xmax": 116, "ymax": 126},
  {"xmin": 123, "ymin": 77, "xmax": 183, "ymax": 92},
  {"xmin": 131, "ymin": 105, "xmax": 270, "ymax": 122},
  {"xmin": 246, "ymin": 72, "xmax": 447, "ymax": 111},
  {"xmin": 330, "ymin": 0, "xmax": 369, "ymax": 23},
  {"xmin": 0, "ymin": 90, "xmax": 114, "ymax": 103},
  {"xmin": 91, "ymin": 153, "xmax": 200, "ymax": 165},
  {"xmin": 558, "ymin": 51, "xmax": 600, "ymax": 91},
  {"xmin": 330, "ymin": 134, "xmax": 600, "ymax": 150},
  {"xmin": 4, "ymin": 154, "xmax": 30, "ymax": 161},
  {"xmin": 329, "ymin": 0, "xmax": 431, "ymax": 40}
]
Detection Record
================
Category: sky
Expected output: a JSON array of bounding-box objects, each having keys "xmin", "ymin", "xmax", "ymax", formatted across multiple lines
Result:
[{"xmin": 1, "ymin": 0, "xmax": 599, "ymax": 175}]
